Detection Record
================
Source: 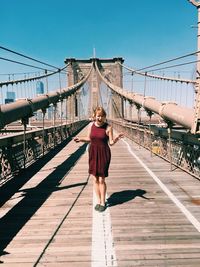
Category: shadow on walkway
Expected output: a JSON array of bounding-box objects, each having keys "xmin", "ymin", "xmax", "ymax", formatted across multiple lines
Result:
[
  {"xmin": 0, "ymin": 143, "xmax": 87, "ymax": 258},
  {"xmin": 107, "ymin": 189, "xmax": 152, "ymax": 207},
  {"xmin": 0, "ymin": 136, "xmax": 76, "ymax": 208}
]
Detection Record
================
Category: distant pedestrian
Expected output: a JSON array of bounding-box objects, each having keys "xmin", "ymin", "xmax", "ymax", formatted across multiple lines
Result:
[{"xmin": 74, "ymin": 106, "xmax": 124, "ymax": 212}]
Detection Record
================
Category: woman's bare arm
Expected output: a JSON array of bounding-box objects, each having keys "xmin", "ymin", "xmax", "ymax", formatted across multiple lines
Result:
[
  {"xmin": 107, "ymin": 125, "xmax": 124, "ymax": 146},
  {"xmin": 74, "ymin": 122, "xmax": 92, "ymax": 143}
]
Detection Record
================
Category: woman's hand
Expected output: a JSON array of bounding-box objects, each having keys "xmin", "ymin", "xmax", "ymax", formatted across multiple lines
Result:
[
  {"xmin": 113, "ymin": 132, "xmax": 124, "ymax": 144},
  {"xmin": 118, "ymin": 133, "xmax": 124, "ymax": 139},
  {"xmin": 74, "ymin": 137, "xmax": 80, "ymax": 143}
]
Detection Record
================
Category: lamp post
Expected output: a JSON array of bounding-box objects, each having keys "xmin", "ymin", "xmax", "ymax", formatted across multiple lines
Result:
[
  {"xmin": 188, "ymin": 0, "xmax": 200, "ymax": 133},
  {"xmin": 188, "ymin": 0, "xmax": 200, "ymax": 77}
]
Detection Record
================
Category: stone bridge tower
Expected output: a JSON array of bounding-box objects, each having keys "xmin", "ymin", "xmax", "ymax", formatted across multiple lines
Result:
[{"xmin": 65, "ymin": 57, "xmax": 124, "ymax": 119}]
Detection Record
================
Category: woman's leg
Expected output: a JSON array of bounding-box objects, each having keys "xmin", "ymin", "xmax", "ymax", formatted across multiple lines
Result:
[
  {"xmin": 99, "ymin": 176, "xmax": 106, "ymax": 206},
  {"xmin": 93, "ymin": 176, "xmax": 101, "ymax": 204}
]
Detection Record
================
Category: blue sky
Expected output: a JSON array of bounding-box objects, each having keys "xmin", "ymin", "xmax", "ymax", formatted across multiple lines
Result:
[{"xmin": 0, "ymin": 0, "xmax": 198, "ymax": 76}]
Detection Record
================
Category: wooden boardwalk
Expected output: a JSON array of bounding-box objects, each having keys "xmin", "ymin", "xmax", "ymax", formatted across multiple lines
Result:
[{"xmin": 1, "ymin": 126, "xmax": 200, "ymax": 266}]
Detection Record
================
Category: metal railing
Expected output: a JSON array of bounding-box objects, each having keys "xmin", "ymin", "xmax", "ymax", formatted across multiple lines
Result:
[
  {"xmin": 0, "ymin": 120, "xmax": 88, "ymax": 184},
  {"xmin": 111, "ymin": 119, "xmax": 200, "ymax": 179}
]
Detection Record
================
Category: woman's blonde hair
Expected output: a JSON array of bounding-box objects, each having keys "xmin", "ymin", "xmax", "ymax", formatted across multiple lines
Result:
[{"xmin": 93, "ymin": 106, "xmax": 107, "ymax": 118}]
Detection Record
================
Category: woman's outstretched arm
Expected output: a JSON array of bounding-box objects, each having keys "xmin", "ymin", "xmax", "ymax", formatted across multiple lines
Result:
[
  {"xmin": 108, "ymin": 125, "xmax": 124, "ymax": 146},
  {"xmin": 74, "ymin": 122, "xmax": 92, "ymax": 143}
]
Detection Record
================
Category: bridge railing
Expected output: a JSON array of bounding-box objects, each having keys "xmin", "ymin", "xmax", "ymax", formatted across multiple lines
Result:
[
  {"xmin": 0, "ymin": 120, "xmax": 88, "ymax": 185},
  {"xmin": 110, "ymin": 120, "xmax": 200, "ymax": 179}
]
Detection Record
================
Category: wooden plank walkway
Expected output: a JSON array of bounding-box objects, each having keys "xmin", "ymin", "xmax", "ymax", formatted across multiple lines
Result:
[{"xmin": 1, "ymin": 126, "xmax": 200, "ymax": 266}]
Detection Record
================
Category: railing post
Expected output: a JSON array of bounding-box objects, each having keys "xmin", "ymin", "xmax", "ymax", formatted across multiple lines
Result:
[
  {"xmin": 188, "ymin": 0, "xmax": 200, "ymax": 133},
  {"xmin": 136, "ymin": 104, "xmax": 141, "ymax": 148},
  {"xmin": 147, "ymin": 110, "xmax": 153, "ymax": 157},
  {"xmin": 22, "ymin": 117, "xmax": 28, "ymax": 169},
  {"xmin": 167, "ymin": 122, "xmax": 173, "ymax": 171},
  {"xmin": 60, "ymin": 100, "xmax": 63, "ymax": 141},
  {"xmin": 53, "ymin": 103, "xmax": 57, "ymax": 148},
  {"xmin": 65, "ymin": 97, "xmax": 68, "ymax": 125},
  {"xmin": 42, "ymin": 109, "xmax": 46, "ymax": 156}
]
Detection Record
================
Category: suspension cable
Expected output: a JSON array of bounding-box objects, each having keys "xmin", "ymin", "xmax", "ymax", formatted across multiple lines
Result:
[
  {"xmin": 119, "ymin": 50, "xmax": 200, "ymax": 84},
  {"xmin": 0, "ymin": 45, "xmax": 60, "ymax": 70},
  {"xmin": 135, "ymin": 50, "xmax": 200, "ymax": 72},
  {"xmin": 0, "ymin": 57, "xmax": 53, "ymax": 71},
  {"xmin": 0, "ymin": 64, "xmax": 69, "ymax": 86},
  {"xmin": 146, "ymin": 59, "xmax": 199, "ymax": 73},
  {"xmin": 120, "ymin": 62, "xmax": 196, "ymax": 84}
]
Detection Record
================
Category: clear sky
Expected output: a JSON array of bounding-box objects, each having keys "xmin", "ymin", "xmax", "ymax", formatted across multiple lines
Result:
[{"xmin": 0, "ymin": 0, "xmax": 198, "ymax": 76}]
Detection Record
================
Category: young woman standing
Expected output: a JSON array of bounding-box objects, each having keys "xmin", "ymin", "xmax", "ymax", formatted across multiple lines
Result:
[{"xmin": 74, "ymin": 106, "xmax": 123, "ymax": 212}]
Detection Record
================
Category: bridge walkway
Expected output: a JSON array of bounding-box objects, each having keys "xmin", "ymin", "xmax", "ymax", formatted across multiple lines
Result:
[{"xmin": 1, "ymin": 126, "xmax": 200, "ymax": 266}]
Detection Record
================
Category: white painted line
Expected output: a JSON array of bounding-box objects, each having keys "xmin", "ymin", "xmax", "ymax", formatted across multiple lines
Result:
[
  {"xmin": 122, "ymin": 138, "xmax": 200, "ymax": 233},
  {"xmin": 91, "ymin": 191, "xmax": 117, "ymax": 267}
]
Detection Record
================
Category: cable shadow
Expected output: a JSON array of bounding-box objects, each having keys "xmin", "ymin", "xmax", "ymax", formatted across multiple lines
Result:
[
  {"xmin": 107, "ymin": 189, "xmax": 152, "ymax": 207},
  {"xmin": 19, "ymin": 182, "xmax": 88, "ymax": 197},
  {"xmin": 0, "ymin": 143, "xmax": 87, "ymax": 257}
]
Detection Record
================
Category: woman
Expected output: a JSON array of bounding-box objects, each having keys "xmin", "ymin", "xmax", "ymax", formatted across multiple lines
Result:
[{"xmin": 74, "ymin": 107, "xmax": 123, "ymax": 212}]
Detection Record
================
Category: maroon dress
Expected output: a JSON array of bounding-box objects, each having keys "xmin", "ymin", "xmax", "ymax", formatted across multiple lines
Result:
[{"xmin": 89, "ymin": 122, "xmax": 111, "ymax": 177}]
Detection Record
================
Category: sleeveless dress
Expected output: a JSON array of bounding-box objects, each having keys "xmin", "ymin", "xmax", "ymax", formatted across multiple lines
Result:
[{"xmin": 89, "ymin": 122, "xmax": 111, "ymax": 177}]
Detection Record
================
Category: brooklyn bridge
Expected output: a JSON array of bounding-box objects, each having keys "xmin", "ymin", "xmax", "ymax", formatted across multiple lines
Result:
[{"xmin": 1, "ymin": 1, "xmax": 200, "ymax": 266}]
